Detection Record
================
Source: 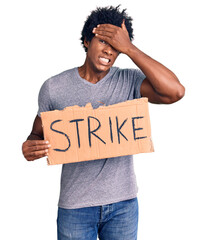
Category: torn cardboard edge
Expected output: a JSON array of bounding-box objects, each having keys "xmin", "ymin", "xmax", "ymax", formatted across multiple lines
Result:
[{"xmin": 41, "ymin": 98, "xmax": 154, "ymax": 165}]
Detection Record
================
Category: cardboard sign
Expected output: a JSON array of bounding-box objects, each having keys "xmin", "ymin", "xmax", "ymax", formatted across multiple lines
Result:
[{"xmin": 41, "ymin": 98, "xmax": 154, "ymax": 165}]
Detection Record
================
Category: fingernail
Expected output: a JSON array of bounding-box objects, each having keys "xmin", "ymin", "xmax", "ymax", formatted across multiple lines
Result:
[
  {"xmin": 45, "ymin": 149, "xmax": 48, "ymax": 152},
  {"xmin": 97, "ymin": 24, "xmax": 100, "ymax": 27},
  {"xmin": 45, "ymin": 141, "xmax": 49, "ymax": 144},
  {"xmin": 48, "ymin": 144, "xmax": 51, "ymax": 148},
  {"xmin": 92, "ymin": 28, "xmax": 96, "ymax": 33}
]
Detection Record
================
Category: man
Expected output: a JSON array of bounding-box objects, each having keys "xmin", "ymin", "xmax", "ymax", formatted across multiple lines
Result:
[{"xmin": 22, "ymin": 5, "xmax": 185, "ymax": 240}]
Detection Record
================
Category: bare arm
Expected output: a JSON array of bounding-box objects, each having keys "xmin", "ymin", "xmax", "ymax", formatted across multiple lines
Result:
[
  {"xmin": 93, "ymin": 21, "xmax": 185, "ymax": 104},
  {"xmin": 22, "ymin": 115, "xmax": 51, "ymax": 161},
  {"xmin": 126, "ymin": 46, "xmax": 185, "ymax": 104}
]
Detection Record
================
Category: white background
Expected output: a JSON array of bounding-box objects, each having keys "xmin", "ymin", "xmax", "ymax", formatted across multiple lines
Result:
[{"xmin": 1, "ymin": 0, "xmax": 206, "ymax": 239}]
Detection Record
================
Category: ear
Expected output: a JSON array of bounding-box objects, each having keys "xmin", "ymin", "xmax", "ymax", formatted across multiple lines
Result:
[{"xmin": 84, "ymin": 38, "xmax": 90, "ymax": 49}]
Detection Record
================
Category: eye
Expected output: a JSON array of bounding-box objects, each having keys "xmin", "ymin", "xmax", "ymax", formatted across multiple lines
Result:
[{"xmin": 99, "ymin": 39, "xmax": 107, "ymax": 44}]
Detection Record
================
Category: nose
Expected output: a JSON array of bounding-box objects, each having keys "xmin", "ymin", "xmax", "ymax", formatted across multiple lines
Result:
[{"xmin": 103, "ymin": 44, "xmax": 114, "ymax": 56}]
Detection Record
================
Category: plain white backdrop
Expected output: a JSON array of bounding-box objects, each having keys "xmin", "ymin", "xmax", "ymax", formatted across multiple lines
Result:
[{"xmin": 1, "ymin": 0, "xmax": 206, "ymax": 239}]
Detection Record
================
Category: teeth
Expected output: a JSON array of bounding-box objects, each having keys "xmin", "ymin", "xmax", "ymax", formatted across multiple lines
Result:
[{"xmin": 100, "ymin": 57, "xmax": 110, "ymax": 63}]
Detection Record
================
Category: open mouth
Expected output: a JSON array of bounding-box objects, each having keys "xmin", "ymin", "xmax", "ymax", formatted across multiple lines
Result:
[{"xmin": 99, "ymin": 57, "xmax": 111, "ymax": 65}]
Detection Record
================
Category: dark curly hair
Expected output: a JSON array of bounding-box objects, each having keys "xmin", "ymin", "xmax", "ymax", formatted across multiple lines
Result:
[{"xmin": 80, "ymin": 5, "xmax": 134, "ymax": 52}]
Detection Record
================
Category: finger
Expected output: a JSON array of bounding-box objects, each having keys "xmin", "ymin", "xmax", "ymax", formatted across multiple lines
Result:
[
  {"xmin": 27, "ymin": 152, "xmax": 48, "ymax": 161},
  {"xmin": 26, "ymin": 140, "xmax": 49, "ymax": 147},
  {"xmin": 25, "ymin": 149, "xmax": 49, "ymax": 160},
  {"xmin": 95, "ymin": 27, "xmax": 114, "ymax": 34},
  {"xmin": 97, "ymin": 23, "xmax": 119, "ymax": 30},
  {"xmin": 94, "ymin": 34, "xmax": 111, "ymax": 42},
  {"xmin": 121, "ymin": 19, "xmax": 127, "ymax": 31},
  {"xmin": 93, "ymin": 29, "xmax": 113, "ymax": 38},
  {"xmin": 27, "ymin": 144, "xmax": 51, "ymax": 152},
  {"xmin": 93, "ymin": 26, "xmax": 114, "ymax": 34}
]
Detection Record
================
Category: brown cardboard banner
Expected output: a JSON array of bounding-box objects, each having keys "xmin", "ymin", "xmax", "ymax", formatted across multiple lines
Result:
[{"xmin": 41, "ymin": 98, "xmax": 154, "ymax": 165}]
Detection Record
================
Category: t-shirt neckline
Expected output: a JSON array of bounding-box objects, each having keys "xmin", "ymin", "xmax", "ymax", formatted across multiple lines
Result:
[{"xmin": 74, "ymin": 67, "xmax": 113, "ymax": 86}]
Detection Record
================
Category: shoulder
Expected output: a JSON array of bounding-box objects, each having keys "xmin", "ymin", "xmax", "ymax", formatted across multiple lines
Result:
[
  {"xmin": 40, "ymin": 68, "xmax": 77, "ymax": 91},
  {"xmin": 47, "ymin": 67, "xmax": 76, "ymax": 84},
  {"xmin": 111, "ymin": 67, "xmax": 145, "ymax": 80}
]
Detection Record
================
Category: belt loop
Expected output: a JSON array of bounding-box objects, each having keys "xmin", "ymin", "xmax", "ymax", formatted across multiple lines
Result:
[
  {"xmin": 109, "ymin": 203, "xmax": 113, "ymax": 213},
  {"xmin": 99, "ymin": 206, "xmax": 102, "ymax": 221}
]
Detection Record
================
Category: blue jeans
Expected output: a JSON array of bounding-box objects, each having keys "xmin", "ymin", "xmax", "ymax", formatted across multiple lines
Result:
[{"xmin": 57, "ymin": 197, "xmax": 138, "ymax": 240}]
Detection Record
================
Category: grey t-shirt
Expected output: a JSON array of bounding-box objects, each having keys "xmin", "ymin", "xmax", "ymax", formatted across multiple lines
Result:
[{"xmin": 38, "ymin": 66, "xmax": 145, "ymax": 209}]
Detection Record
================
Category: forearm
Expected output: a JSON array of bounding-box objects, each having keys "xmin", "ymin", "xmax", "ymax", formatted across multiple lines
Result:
[
  {"xmin": 126, "ymin": 44, "xmax": 185, "ymax": 99},
  {"xmin": 26, "ymin": 115, "xmax": 44, "ymax": 141},
  {"xmin": 27, "ymin": 132, "xmax": 43, "ymax": 140}
]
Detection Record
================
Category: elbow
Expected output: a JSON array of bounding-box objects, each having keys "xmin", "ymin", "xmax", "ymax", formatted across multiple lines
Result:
[
  {"xmin": 177, "ymin": 84, "xmax": 185, "ymax": 100},
  {"xmin": 169, "ymin": 84, "xmax": 185, "ymax": 104}
]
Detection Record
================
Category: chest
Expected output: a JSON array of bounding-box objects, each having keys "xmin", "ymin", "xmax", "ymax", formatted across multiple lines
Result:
[{"xmin": 50, "ymin": 77, "xmax": 134, "ymax": 111}]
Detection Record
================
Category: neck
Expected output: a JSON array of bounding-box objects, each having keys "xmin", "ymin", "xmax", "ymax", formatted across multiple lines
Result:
[{"xmin": 78, "ymin": 59, "xmax": 110, "ymax": 84}]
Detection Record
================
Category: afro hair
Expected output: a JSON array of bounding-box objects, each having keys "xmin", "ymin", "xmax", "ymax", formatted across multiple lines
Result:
[{"xmin": 80, "ymin": 5, "xmax": 134, "ymax": 52}]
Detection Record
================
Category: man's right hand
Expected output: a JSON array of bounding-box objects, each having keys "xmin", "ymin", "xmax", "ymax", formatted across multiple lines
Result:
[
  {"xmin": 22, "ymin": 115, "xmax": 51, "ymax": 161},
  {"xmin": 22, "ymin": 140, "xmax": 51, "ymax": 161}
]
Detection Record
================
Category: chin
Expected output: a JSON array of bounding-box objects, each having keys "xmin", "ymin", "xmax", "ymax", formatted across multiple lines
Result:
[
  {"xmin": 99, "ymin": 65, "xmax": 111, "ymax": 72},
  {"xmin": 93, "ymin": 64, "xmax": 111, "ymax": 73}
]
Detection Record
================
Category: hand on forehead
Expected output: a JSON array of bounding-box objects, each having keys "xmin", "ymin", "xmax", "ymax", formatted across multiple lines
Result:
[{"xmin": 92, "ymin": 20, "xmax": 132, "ymax": 54}]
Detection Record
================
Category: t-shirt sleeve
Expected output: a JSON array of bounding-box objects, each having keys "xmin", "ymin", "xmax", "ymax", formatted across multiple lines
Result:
[
  {"xmin": 37, "ymin": 79, "xmax": 53, "ymax": 117},
  {"xmin": 132, "ymin": 68, "xmax": 146, "ymax": 99}
]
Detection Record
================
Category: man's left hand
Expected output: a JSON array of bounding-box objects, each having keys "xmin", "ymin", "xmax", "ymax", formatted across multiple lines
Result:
[{"xmin": 93, "ymin": 20, "xmax": 133, "ymax": 54}]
